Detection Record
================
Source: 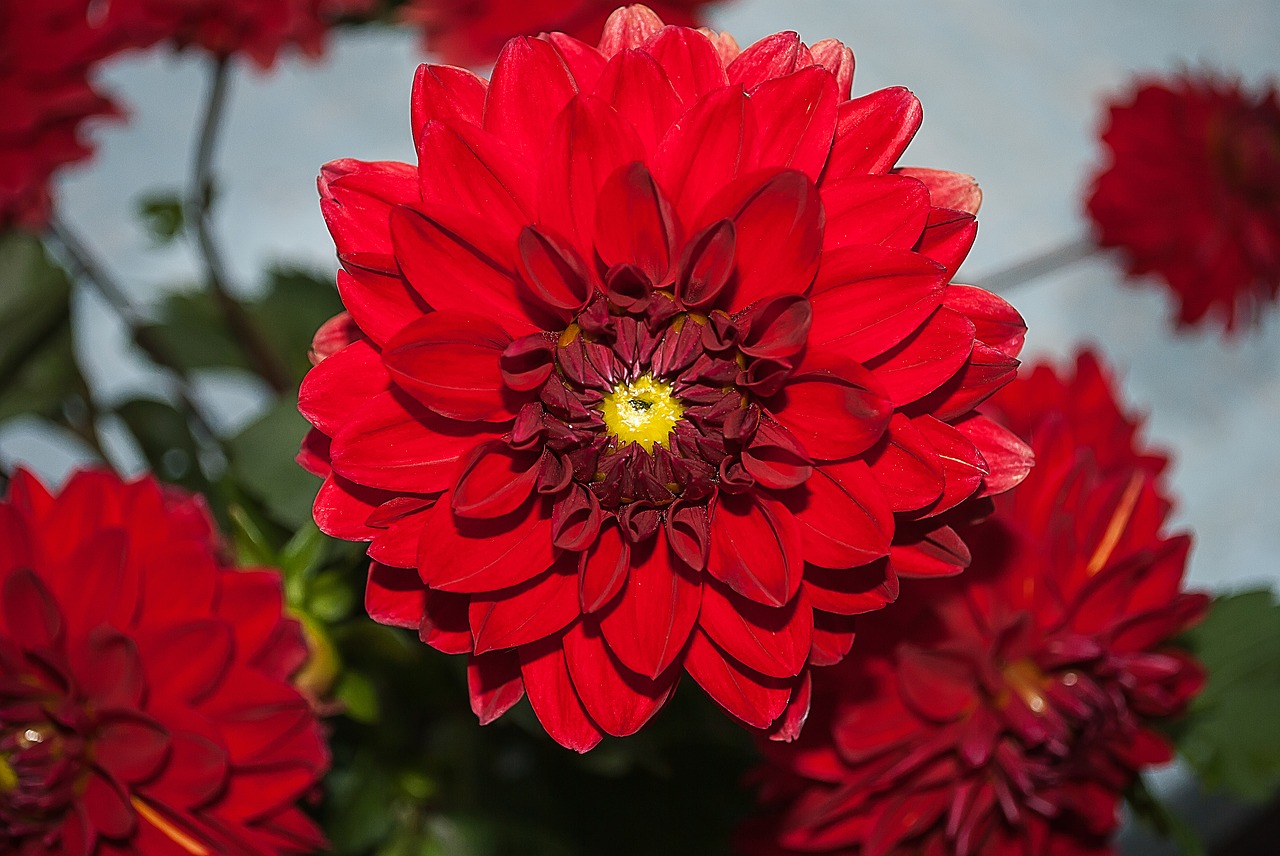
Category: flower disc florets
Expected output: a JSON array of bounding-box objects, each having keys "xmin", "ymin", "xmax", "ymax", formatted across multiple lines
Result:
[{"xmin": 300, "ymin": 4, "xmax": 1033, "ymax": 750}]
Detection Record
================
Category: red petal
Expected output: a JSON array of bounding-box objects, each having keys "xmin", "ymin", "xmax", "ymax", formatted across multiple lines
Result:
[
  {"xmin": 890, "ymin": 524, "xmax": 970, "ymax": 578},
  {"xmin": 675, "ymin": 219, "xmax": 736, "ymax": 309},
  {"xmin": 944, "ymin": 285, "xmax": 1026, "ymax": 357},
  {"xmin": 805, "ymin": 560, "xmax": 899, "ymax": 616},
  {"xmin": 896, "ymin": 167, "xmax": 981, "ymax": 215},
  {"xmin": 469, "ymin": 561, "xmax": 580, "ymax": 654},
  {"xmin": 914, "ymin": 207, "xmax": 977, "ymax": 276},
  {"xmin": 417, "ymin": 120, "xmax": 534, "ymax": 243},
  {"xmin": 707, "ymin": 492, "xmax": 804, "ymax": 608},
  {"xmin": 319, "ymin": 158, "xmax": 417, "ymax": 259},
  {"xmin": 366, "ymin": 562, "xmax": 425, "ymax": 629},
  {"xmin": 467, "ymin": 649, "xmax": 525, "ymax": 725},
  {"xmin": 699, "ymin": 169, "xmax": 823, "ymax": 312},
  {"xmin": 417, "ymin": 495, "xmax": 555, "ymax": 593},
  {"xmin": 335, "ymin": 265, "xmax": 425, "ymax": 347},
  {"xmin": 810, "ymin": 39, "xmax": 854, "ymax": 98},
  {"xmin": 4, "ymin": 567, "xmax": 61, "ymax": 647},
  {"xmin": 579, "ymin": 519, "xmax": 630, "ymax": 613},
  {"xmin": 597, "ymin": 527, "xmax": 701, "ymax": 679},
  {"xmin": 94, "ymin": 713, "xmax": 169, "ymax": 783},
  {"xmin": 544, "ymin": 32, "xmax": 606, "ymax": 90},
  {"xmin": 781, "ymin": 459, "xmax": 893, "ymax": 568},
  {"xmin": 313, "ymin": 474, "xmax": 384, "ymax": 541},
  {"xmin": 916, "ymin": 341, "xmax": 1021, "ymax": 422},
  {"xmin": 769, "ymin": 349, "xmax": 893, "ymax": 461},
  {"xmin": 866, "ymin": 413, "xmax": 946, "ymax": 512},
  {"xmin": 683, "ymin": 630, "xmax": 792, "ymax": 729},
  {"xmin": 654, "ymin": 84, "xmax": 748, "ymax": 222},
  {"xmin": 645, "ymin": 27, "xmax": 728, "ymax": 103},
  {"xmin": 330, "ymin": 390, "xmax": 495, "ymax": 492},
  {"xmin": 699, "ymin": 579, "xmax": 814, "ymax": 679},
  {"xmin": 83, "ymin": 770, "xmax": 135, "ymax": 839},
  {"xmin": 298, "ymin": 339, "xmax": 387, "ymax": 436},
  {"xmin": 484, "ymin": 37, "xmax": 579, "ymax": 159},
  {"xmin": 383, "ymin": 311, "xmax": 516, "ymax": 422},
  {"xmin": 139, "ymin": 620, "xmax": 232, "ymax": 704},
  {"xmin": 809, "ymin": 245, "xmax": 948, "ymax": 363},
  {"xmin": 452, "ymin": 443, "xmax": 541, "ymax": 519},
  {"xmin": 562, "ymin": 619, "xmax": 677, "ymax": 737},
  {"xmin": 726, "ymin": 32, "xmax": 813, "ymax": 90},
  {"xmin": 809, "ymin": 611, "xmax": 859, "ymax": 667},
  {"xmin": 597, "ymin": 5, "xmax": 664, "ymax": 56},
  {"xmin": 592, "ymin": 48, "xmax": 683, "ymax": 152},
  {"xmin": 738, "ymin": 295, "xmax": 813, "ymax": 361},
  {"xmin": 517, "ymin": 226, "xmax": 593, "ymax": 319},
  {"xmin": 537, "ymin": 95, "xmax": 645, "ymax": 262},
  {"xmin": 822, "ymin": 175, "xmax": 931, "ymax": 252},
  {"xmin": 747, "ymin": 67, "xmax": 839, "ymax": 181},
  {"xmin": 594, "ymin": 162, "xmax": 676, "ymax": 283},
  {"xmin": 389, "ymin": 205, "xmax": 538, "ymax": 337},
  {"xmin": 767, "ymin": 667, "xmax": 813, "ymax": 742},
  {"xmin": 411, "ymin": 63, "xmax": 487, "ymax": 146},
  {"xmin": 419, "ymin": 587, "xmax": 473, "ymax": 654},
  {"xmin": 897, "ymin": 645, "xmax": 979, "ymax": 722},
  {"xmin": 865, "ymin": 307, "xmax": 976, "ymax": 406},
  {"xmin": 73, "ymin": 627, "xmax": 144, "ymax": 710},
  {"xmin": 826, "ymin": 87, "xmax": 923, "ymax": 177},
  {"xmin": 913, "ymin": 415, "xmax": 987, "ymax": 516},
  {"xmin": 518, "ymin": 636, "xmax": 604, "ymax": 752},
  {"xmin": 954, "ymin": 413, "xmax": 1034, "ymax": 497}
]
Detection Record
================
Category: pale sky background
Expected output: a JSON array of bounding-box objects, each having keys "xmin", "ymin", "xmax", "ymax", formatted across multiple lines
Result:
[{"xmin": 3, "ymin": 1, "xmax": 1279, "ymax": 849}]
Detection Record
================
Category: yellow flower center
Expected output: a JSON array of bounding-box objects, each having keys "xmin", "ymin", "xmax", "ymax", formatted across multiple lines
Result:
[
  {"xmin": 601, "ymin": 375, "xmax": 684, "ymax": 452},
  {"xmin": 0, "ymin": 752, "xmax": 16, "ymax": 793}
]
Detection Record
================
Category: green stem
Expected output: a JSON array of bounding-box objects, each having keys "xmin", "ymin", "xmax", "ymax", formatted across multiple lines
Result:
[
  {"xmin": 977, "ymin": 236, "xmax": 1098, "ymax": 294},
  {"xmin": 186, "ymin": 56, "xmax": 293, "ymax": 394}
]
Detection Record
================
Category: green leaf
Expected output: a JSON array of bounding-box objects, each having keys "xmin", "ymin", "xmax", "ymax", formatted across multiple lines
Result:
[
  {"xmin": 0, "ymin": 233, "xmax": 82, "ymax": 422},
  {"xmin": 114, "ymin": 398, "xmax": 208, "ymax": 491},
  {"xmin": 336, "ymin": 670, "xmax": 380, "ymax": 724},
  {"xmin": 227, "ymin": 396, "xmax": 319, "ymax": 528},
  {"xmin": 250, "ymin": 266, "xmax": 345, "ymax": 381},
  {"xmin": 1172, "ymin": 590, "xmax": 1280, "ymax": 802},
  {"xmin": 1125, "ymin": 775, "xmax": 1205, "ymax": 856},
  {"xmin": 227, "ymin": 504, "xmax": 277, "ymax": 567},
  {"xmin": 136, "ymin": 191, "xmax": 185, "ymax": 244},
  {"xmin": 280, "ymin": 521, "xmax": 327, "ymax": 581},
  {"xmin": 138, "ymin": 289, "xmax": 250, "ymax": 374}
]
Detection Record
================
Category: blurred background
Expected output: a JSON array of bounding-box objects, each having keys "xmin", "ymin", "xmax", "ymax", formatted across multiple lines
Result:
[{"xmin": 3, "ymin": 2, "xmax": 1279, "ymax": 853}]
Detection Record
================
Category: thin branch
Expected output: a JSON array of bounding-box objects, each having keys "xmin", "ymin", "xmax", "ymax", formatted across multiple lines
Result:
[
  {"xmin": 46, "ymin": 215, "xmax": 220, "ymax": 445},
  {"xmin": 976, "ymin": 236, "xmax": 1099, "ymax": 295},
  {"xmin": 187, "ymin": 56, "xmax": 294, "ymax": 393}
]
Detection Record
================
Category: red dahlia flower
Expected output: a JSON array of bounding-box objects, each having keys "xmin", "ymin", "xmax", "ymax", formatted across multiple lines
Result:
[
  {"xmin": 0, "ymin": 2, "xmax": 123, "ymax": 230},
  {"xmin": 1087, "ymin": 73, "xmax": 1280, "ymax": 332},
  {"xmin": 0, "ymin": 470, "xmax": 328, "ymax": 855},
  {"xmin": 403, "ymin": 0, "xmax": 719, "ymax": 67},
  {"xmin": 748, "ymin": 352, "xmax": 1208, "ymax": 856},
  {"xmin": 103, "ymin": 0, "xmax": 377, "ymax": 69},
  {"xmin": 299, "ymin": 4, "xmax": 1031, "ymax": 751}
]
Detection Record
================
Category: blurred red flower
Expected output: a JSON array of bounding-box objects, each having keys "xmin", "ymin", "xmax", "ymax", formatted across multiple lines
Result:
[
  {"xmin": 1087, "ymin": 73, "xmax": 1280, "ymax": 332},
  {"xmin": 0, "ymin": 470, "xmax": 328, "ymax": 855},
  {"xmin": 747, "ymin": 352, "xmax": 1207, "ymax": 855},
  {"xmin": 0, "ymin": 3, "xmax": 125, "ymax": 230},
  {"xmin": 103, "ymin": 0, "xmax": 377, "ymax": 69},
  {"xmin": 403, "ymin": 0, "xmax": 720, "ymax": 67},
  {"xmin": 299, "ymin": 4, "xmax": 1031, "ymax": 751}
]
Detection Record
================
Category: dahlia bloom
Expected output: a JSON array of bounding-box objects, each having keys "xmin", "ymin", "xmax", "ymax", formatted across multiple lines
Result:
[
  {"xmin": 403, "ymin": 0, "xmax": 719, "ymax": 67},
  {"xmin": 300, "ymin": 4, "xmax": 1030, "ymax": 750},
  {"xmin": 0, "ymin": 3, "xmax": 123, "ymax": 230},
  {"xmin": 103, "ymin": 0, "xmax": 377, "ymax": 69},
  {"xmin": 1087, "ymin": 73, "xmax": 1280, "ymax": 332},
  {"xmin": 0, "ymin": 470, "xmax": 328, "ymax": 854},
  {"xmin": 748, "ymin": 352, "xmax": 1207, "ymax": 855}
]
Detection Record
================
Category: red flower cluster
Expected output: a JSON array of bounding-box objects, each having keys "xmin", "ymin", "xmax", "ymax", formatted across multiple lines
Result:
[
  {"xmin": 0, "ymin": 470, "xmax": 328, "ymax": 855},
  {"xmin": 1088, "ymin": 73, "xmax": 1280, "ymax": 332},
  {"xmin": 299, "ymin": 4, "xmax": 1031, "ymax": 751},
  {"xmin": 0, "ymin": 2, "xmax": 124, "ymax": 230},
  {"xmin": 748, "ymin": 352, "xmax": 1207, "ymax": 856},
  {"xmin": 403, "ymin": 0, "xmax": 719, "ymax": 66},
  {"xmin": 103, "ymin": 0, "xmax": 376, "ymax": 69}
]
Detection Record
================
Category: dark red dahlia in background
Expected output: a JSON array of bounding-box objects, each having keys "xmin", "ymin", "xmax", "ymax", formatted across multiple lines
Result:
[
  {"xmin": 747, "ymin": 352, "xmax": 1208, "ymax": 856},
  {"xmin": 1087, "ymin": 72, "xmax": 1280, "ymax": 333},
  {"xmin": 299, "ymin": 4, "xmax": 1031, "ymax": 751},
  {"xmin": 103, "ymin": 0, "xmax": 377, "ymax": 69},
  {"xmin": 0, "ymin": 470, "xmax": 328, "ymax": 854},
  {"xmin": 0, "ymin": 2, "xmax": 124, "ymax": 230},
  {"xmin": 403, "ymin": 0, "xmax": 720, "ymax": 67}
]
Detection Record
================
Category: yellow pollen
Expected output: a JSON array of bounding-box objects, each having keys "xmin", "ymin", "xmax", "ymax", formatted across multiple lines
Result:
[
  {"xmin": 0, "ymin": 754, "xmax": 16, "ymax": 794},
  {"xmin": 600, "ymin": 375, "xmax": 684, "ymax": 452},
  {"xmin": 1002, "ymin": 658, "xmax": 1050, "ymax": 716}
]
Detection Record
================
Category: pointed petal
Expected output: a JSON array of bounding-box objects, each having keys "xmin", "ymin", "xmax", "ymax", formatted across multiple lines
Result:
[
  {"xmin": 707, "ymin": 492, "xmax": 804, "ymax": 608},
  {"xmin": 684, "ymin": 630, "xmax": 793, "ymax": 728},
  {"xmin": 469, "ymin": 560, "xmax": 580, "ymax": 654},
  {"xmin": 417, "ymin": 120, "xmax": 534, "ymax": 242},
  {"xmin": 769, "ymin": 349, "xmax": 893, "ymax": 461},
  {"xmin": 645, "ymin": 26, "xmax": 728, "ymax": 103},
  {"xmin": 726, "ymin": 32, "xmax": 813, "ymax": 90},
  {"xmin": 563, "ymin": 619, "xmax": 677, "ymax": 737},
  {"xmin": 383, "ymin": 311, "xmax": 516, "ymax": 422},
  {"xmin": 467, "ymin": 649, "xmax": 525, "ymax": 725},
  {"xmin": 594, "ymin": 162, "xmax": 676, "ymax": 283},
  {"xmin": 700, "ymin": 579, "xmax": 814, "ymax": 679},
  {"xmin": 781, "ymin": 459, "xmax": 893, "ymax": 568},
  {"xmin": 519, "ymin": 636, "xmax": 604, "ymax": 752},
  {"xmin": 598, "ymin": 5, "xmax": 665, "ymax": 56},
  {"xmin": 864, "ymin": 306, "xmax": 976, "ymax": 406},
  {"xmin": 826, "ymin": 87, "xmax": 923, "ymax": 178},
  {"xmin": 866, "ymin": 413, "xmax": 946, "ymax": 512},
  {"xmin": 411, "ymin": 63, "xmax": 487, "ymax": 145},
  {"xmin": 366, "ymin": 562, "xmax": 425, "ymax": 629},
  {"xmin": 592, "ymin": 48, "xmax": 683, "ymax": 152},
  {"xmin": 579, "ymin": 519, "xmax": 630, "ymax": 613},
  {"xmin": 654, "ymin": 85, "xmax": 748, "ymax": 222},
  {"xmin": 417, "ymin": 496, "xmax": 556, "ymax": 593},
  {"xmin": 484, "ymin": 37, "xmax": 579, "ymax": 159},
  {"xmin": 805, "ymin": 560, "xmax": 899, "ymax": 616},
  {"xmin": 452, "ymin": 443, "xmax": 541, "ymax": 519},
  {"xmin": 822, "ymin": 175, "xmax": 931, "ymax": 252},
  {"xmin": 896, "ymin": 167, "xmax": 981, "ymax": 215},
  {"xmin": 747, "ymin": 67, "xmax": 839, "ymax": 181}
]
